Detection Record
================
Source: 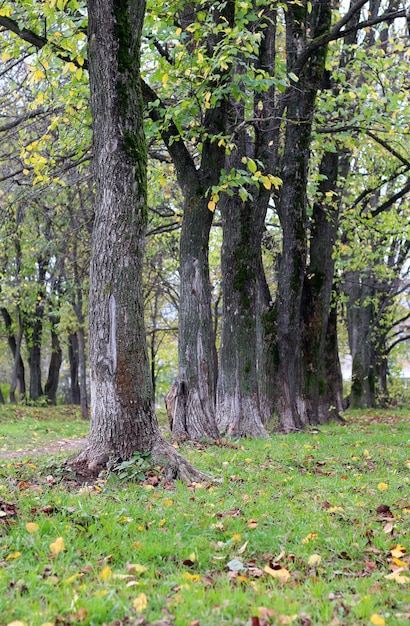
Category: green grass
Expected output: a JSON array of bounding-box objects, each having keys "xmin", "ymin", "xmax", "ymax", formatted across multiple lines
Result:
[
  {"xmin": 0, "ymin": 406, "xmax": 89, "ymax": 452},
  {"xmin": 0, "ymin": 408, "xmax": 409, "ymax": 625}
]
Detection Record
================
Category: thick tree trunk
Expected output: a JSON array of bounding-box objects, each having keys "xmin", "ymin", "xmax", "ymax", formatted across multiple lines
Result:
[
  {"xmin": 275, "ymin": 0, "xmax": 331, "ymax": 431},
  {"xmin": 79, "ymin": 0, "xmax": 210, "ymax": 482},
  {"xmin": 68, "ymin": 332, "xmax": 81, "ymax": 405},
  {"xmin": 26, "ymin": 308, "xmax": 44, "ymax": 401},
  {"xmin": 44, "ymin": 317, "xmax": 62, "ymax": 405},
  {"xmin": 324, "ymin": 296, "xmax": 345, "ymax": 416},
  {"xmin": 300, "ymin": 151, "xmax": 340, "ymax": 423},
  {"xmin": 216, "ymin": 190, "xmax": 268, "ymax": 437},
  {"xmin": 1, "ymin": 306, "xmax": 26, "ymax": 401},
  {"xmin": 173, "ymin": 191, "xmax": 219, "ymax": 440}
]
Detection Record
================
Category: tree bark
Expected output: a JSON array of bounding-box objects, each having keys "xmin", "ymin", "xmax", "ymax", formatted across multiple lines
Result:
[
  {"xmin": 78, "ymin": 0, "xmax": 211, "ymax": 482},
  {"xmin": 44, "ymin": 315, "xmax": 63, "ymax": 405},
  {"xmin": 275, "ymin": 0, "xmax": 331, "ymax": 431},
  {"xmin": 68, "ymin": 332, "xmax": 81, "ymax": 405},
  {"xmin": 1, "ymin": 306, "xmax": 26, "ymax": 401}
]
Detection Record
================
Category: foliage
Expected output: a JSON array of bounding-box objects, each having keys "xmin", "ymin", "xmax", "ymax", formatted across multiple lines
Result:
[{"xmin": 0, "ymin": 410, "xmax": 409, "ymax": 624}]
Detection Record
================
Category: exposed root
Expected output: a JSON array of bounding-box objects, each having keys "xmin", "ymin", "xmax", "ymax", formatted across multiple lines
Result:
[
  {"xmin": 151, "ymin": 437, "xmax": 217, "ymax": 484},
  {"xmin": 72, "ymin": 437, "xmax": 216, "ymax": 485}
]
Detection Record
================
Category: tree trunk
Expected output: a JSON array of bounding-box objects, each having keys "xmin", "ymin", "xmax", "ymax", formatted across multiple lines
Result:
[
  {"xmin": 300, "ymin": 150, "xmax": 340, "ymax": 423},
  {"xmin": 78, "ymin": 0, "xmax": 210, "ymax": 483},
  {"xmin": 44, "ymin": 316, "xmax": 62, "ymax": 405},
  {"xmin": 344, "ymin": 270, "xmax": 376, "ymax": 409},
  {"xmin": 1, "ymin": 306, "xmax": 26, "ymax": 401},
  {"xmin": 172, "ymin": 190, "xmax": 220, "ymax": 440},
  {"xmin": 216, "ymin": 190, "xmax": 268, "ymax": 437},
  {"xmin": 68, "ymin": 332, "xmax": 81, "ymax": 404},
  {"xmin": 275, "ymin": 0, "xmax": 331, "ymax": 431},
  {"xmin": 26, "ymin": 307, "xmax": 44, "ymax": 401}
]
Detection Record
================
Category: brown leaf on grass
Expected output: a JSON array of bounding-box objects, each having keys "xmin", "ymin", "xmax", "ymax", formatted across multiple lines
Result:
[
  {"xmin": 383, "ymin": 522, "xmax": 394, "ymax": 534},
  {"xmin": 376, "ymin": 504, "xmax": 394, "ymax": 518},
  {"xmin": 0, "ymin": 501, "xmax": 18, "ymax": 519}
]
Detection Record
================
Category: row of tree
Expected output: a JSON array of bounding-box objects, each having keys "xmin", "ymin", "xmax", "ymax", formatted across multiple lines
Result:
[{"xmin": 0, "ymin": 1, "xmax": 409, "ymax": 465}]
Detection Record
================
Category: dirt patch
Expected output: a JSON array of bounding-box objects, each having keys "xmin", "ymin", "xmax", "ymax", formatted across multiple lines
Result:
[{"xmin": 0, "ymin": 437, "xmax": 88, "ymax": 459}]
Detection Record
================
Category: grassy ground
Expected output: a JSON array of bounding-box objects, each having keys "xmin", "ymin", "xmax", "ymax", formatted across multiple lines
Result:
[
  {"xmin": 0, "ymin": 407, "xmax": 409, "ymax": 626},
  {"xmin": 0, "ymin": 406, "xmax": 89, "ymax": 453}
]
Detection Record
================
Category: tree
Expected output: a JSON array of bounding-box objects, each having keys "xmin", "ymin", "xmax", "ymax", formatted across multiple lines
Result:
[{"xmin": 77, "ymin": 0, "xmax": 209, "ymax": 480}]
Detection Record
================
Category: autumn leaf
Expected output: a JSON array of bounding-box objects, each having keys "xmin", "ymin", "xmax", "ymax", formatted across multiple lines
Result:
[
  {"xmin": 133, "ymin": 592, "xmax": 148, "ymax": 611},
  {"xmin": 302, "ymin": 532, "xmax": 318, "ymax": 544},
  {"xmin": 391, "ymin": 544, "xmax": 406, "ymax": 558},
  {"xmin": 49, "ymin": 537, "xmax": 65, "ymax": 554},
  {"xmin": 385, "ymin": 569, "xmax": 409, "ymax": 584},
  {"xmin": 126, "ymin": 563, "xmax": 148, "ymax": 574},
  {"xmin": 308, "ymin": 554, "xmax": 322, "ymax": 566},
  {"xmin": 370, "ymin": 615, "xmax": 385, "ymax": 626},
  {"xmin": 264, "ymin": 565, "xmax": 291, "ymax": 582},
  {"xmin": 247, "ymin": 519, "xmax": 258, "ymax": 529},
  {"xmin": 25, "ymin": 522, "xmax": 39, "ymax": 534},
  {"xmin": 6, "ymin": 622, "xmax": 26, "ymax": 626},
  {"xmin": 183, "ymin": 572, "xmax": 201, "ymax": 582},
  {"xmin": 99, "ymin": 565, "xmax": 113, "ymax": 581},
  {"xmin": 5, "ymin": 551, "xmax": 22, "ymax": 561},
  {"xmin": 392, "ymin": 558, "xmax": 408, "ymax": 568},
  {"xmin": 377, "ymin": 482, "xmax": 388, "ymax": 492}
]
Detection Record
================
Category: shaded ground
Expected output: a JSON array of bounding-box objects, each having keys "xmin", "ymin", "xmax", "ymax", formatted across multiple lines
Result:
[{"xmin": 0, "ymin": 437, "xmax": 87, "ymax": 459}]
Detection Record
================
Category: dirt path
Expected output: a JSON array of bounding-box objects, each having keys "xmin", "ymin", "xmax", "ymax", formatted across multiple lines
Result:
[{"xmin": 0, "ymin": 437, "xmax": 88, "ymax": 459}]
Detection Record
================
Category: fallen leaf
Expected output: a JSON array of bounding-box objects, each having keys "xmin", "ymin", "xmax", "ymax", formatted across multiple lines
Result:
[
  {"xmin": 383, "ymin": 522, "xmax": 394, "ymax": 534},
  {"xmin": 6, "ymin": 622, "xmax": 26, "ymax": 626},
  {"xmin": 308, "ymin": 554, "xmax": 322, "ymax": 566},
  {"xmin": 227, "ymin": 558, "xmax": 245, "ymax": 572},
  {"xmin": 370, "ymin": 616, "xmax": 385, "ymax": 626},
  {"xmin": 127, "ymin": 563, "xmax": 148, "ymax": 575},
  {"xmin": 25, "ymin": 522, "xmax": 39, "ymax": 534},
  {"xmin": 384, "ymin": 569, "xmax": 409, "ymax": 584},
  {"xmin": 248, "ymin": 519, "xmax": 258, "ymax": 529},
  {"xmin": 377, "ymin": 482, "xmax": 388, "ymax": 492},
  {"xmin": 302, "ymin": 532, "xmax": 318, "ymax": 544},
  {"xmin": 99, "ymin": 565, "xmax": 113, "ymax": 581},
  {"xmin": 264, "ymin": 565, "xmax": 291, "ymax": 582},
  {"xmin": 133, "ymin": 592, "xmax": 148, "ymax": 612},
  {"xmin": 5, "ymin": 551, "xmax": 22, "ymax": 561},
  {"xmin": 237, "ymin": 540, "xmax": 249, "ymax": 555},
  {"xmin": 392, "ymin": 558, "xmax": 408, "ymax": 568},
  {"xmin": 49, "ymin": 537, "xmax": 65, "ymax": 554},
  {"xmin": 182, "ymin": 572, "xmax": 201, "ymax": 582},
  {"xmin": 391, "ymin": 544, "xmax": 406, "ymax": 558}
]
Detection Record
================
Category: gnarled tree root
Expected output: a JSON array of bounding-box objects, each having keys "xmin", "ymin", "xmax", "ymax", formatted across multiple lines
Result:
[{"xmin": 72, "ymin": 435, "xmax": 215, "ymax": 485}]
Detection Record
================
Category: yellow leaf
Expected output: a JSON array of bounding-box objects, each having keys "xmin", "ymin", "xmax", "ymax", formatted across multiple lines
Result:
[
  {"xmin": 262, "ymin": 176, "xmax": 272, "ymax": 190},
  {"xmin": 378, "ymin": 482, "xmax": 388, "ymax": 491},
  {"xmin": 127, "ymin": 563, "xmax": 148, "ymax": 574},
  {"xmin": 208, "ymin": 200, "xmax": 216, "ymax": 212},
  {"xmin": 49, "ymin": 537, "xmax": 65, "ymax": 554},
  {"xmin": 232, "ymin": 533, "xmax": 242, "ymax": 541},
  {"xmin": 384, "ymin": 570, "xmax": 409, "ymax": 584},
  {"xmin": 41, "ymin": 622, "xmax": 55, "ymax": 626},
  {"xmin": 302, "ymin": 532, "xmax": 318, "ymax": 544},
  {"xmin": 6, "ymin": 551, "xmax": 22, "ymax": 561},
  {"xmin": 6, "ymin": 622, "xmax": 26, "ymax": 626},
  {"xmin": 182, "ymin": 572, "xmax": 201, "ymax": 582},
  {"xmin": 264, "ymin": 565, "xmax": 291, "ymax": 582},
  {"xmin": 26, "ymin": 522, "xmax": 39, "ymax": 534},
  {"xmin": 391, "ymin": 544, "xmax": 406, "ymax": 558},
  {"xmin": 65, "ymin": 572, "xmax": 83, "ymax": 584},
  {"xmin": 133, "ymin": 592, "xmax": 148, "ymax": 612},
  {"xmin": 370, "ymin": 615, "xmax": 385, "ymax": 626},
  {"xmin": 392, "ymin": 558, "xmax": 408, "ymax": 568},
  {"xmin": 163, "ymin": 499, "xmax": 173, "ymax": 506},
  {"xmin": 99, "ymin": 565, "xmax": 113, "ymax": 581},
  {"xmin": 308, "ymin": 554, "xmax": 322, "ymax": 566},
  {"xmin": 189, "ymin": 552, "xmax": 196, "ymax": 561},
  {"xmin": 94, "ymin": 590, "xmax": 109, "ymax": 598}
]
